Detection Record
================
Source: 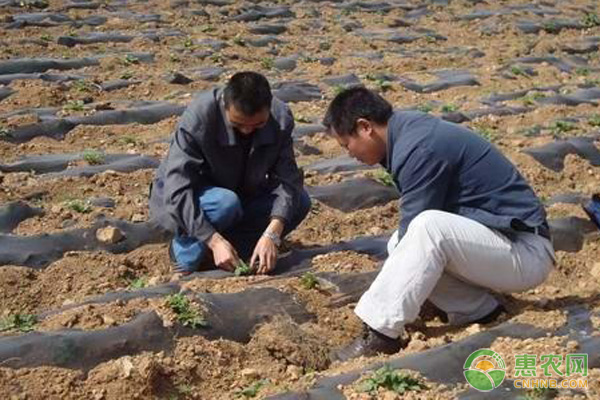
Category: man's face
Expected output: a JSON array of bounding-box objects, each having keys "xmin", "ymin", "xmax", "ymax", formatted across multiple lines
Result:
[
  {"xmin": 333, "ymin": 120, "xmax": 384, "ymax": 165},
  {"xmin": 225, "ymin": 104, "xmax": 270, "ymax": 136}
]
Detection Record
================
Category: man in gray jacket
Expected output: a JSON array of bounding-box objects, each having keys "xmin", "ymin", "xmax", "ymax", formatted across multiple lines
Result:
[{"xmin": 150, "ymin": 72, "xmax": 311, "ymax": 274}]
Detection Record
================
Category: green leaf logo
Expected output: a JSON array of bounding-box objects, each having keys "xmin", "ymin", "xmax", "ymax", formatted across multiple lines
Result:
[{"xmin": 463, "ymin": 349, "xmax": 506, "ymax": 392}]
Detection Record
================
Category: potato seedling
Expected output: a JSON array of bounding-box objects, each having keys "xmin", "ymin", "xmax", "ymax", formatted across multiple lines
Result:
[
  {"xmin": 166, "ymin": 294, "xmax": 207, "ymax": 328},
  {"xmin": 0, "ymin": 313, "xmax": 37, "ymax": 332},
  {"xmin": 359, "ymin": 365, "xmax": 426, "ymax": 395}
]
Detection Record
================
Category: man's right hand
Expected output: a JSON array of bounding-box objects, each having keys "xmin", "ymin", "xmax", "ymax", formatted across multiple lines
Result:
[{"xmin": 207, "ymin": 233, "xmax": 239, "ymax": 272}]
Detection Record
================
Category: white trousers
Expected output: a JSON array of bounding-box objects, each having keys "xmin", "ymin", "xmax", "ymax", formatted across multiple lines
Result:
[{"xmin": 354, "ymin": 210, "xmax": 555, "ymax": 338}]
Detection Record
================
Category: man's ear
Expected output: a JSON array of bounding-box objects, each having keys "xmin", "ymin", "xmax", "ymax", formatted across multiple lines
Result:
[{"xmin": 355, "ymin": 118, "xmax": 373, "ymax": 137}]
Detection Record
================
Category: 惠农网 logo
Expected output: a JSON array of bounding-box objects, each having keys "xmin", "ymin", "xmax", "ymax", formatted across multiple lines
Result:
[{"xmin": 464, "ymin": 349, "xmax": 506, "ymax": 392}]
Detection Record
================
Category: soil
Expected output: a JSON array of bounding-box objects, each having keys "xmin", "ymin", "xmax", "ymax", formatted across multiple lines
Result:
[{"xmin": 0, "ymin": 0, "xmax": 599, "ymax": 399}]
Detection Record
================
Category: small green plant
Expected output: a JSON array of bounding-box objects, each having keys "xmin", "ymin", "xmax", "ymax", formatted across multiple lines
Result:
[
  {"xmin": 72, "ymin": 79, "xmax": 91, "ymax": 92},
  {"xmin": 373, "ymin": 78, "xmax": 393, "ymax": 92},
  {"xmin": 128, "ymin": 277, "xmax": 147, "ymax": 289},
  {"xmin": 416, "ymin": 103, "xmax": 434, "ymax": 113},
  {"xmin": 166, "ymin": 294, "xmax": 207, "ymax": 328},
  {"xmin": 319, "ymin": 41, "xmax": 331, "ymax": 51},
  {"xmin": 542, "ymin": 21, "xmax": 559, "ymax": 33},
  {"xmin": 374, "ymin": 169, "xmax": 394, "ymax": 187},
  {"xmin": 19, "ymin": 0, "xmax": 48, "ymax": 9},
  {"xmin": 518, "ymin": 386, "xmax": 557, "ymax": 400},
  {"xmin": 232, "ymin": 35, "xmax": 246, "ymax": 46},
  {"xmin": 235, "ymin": 260, "xmax": 253, "ymax": 276},
  {"xmin": 294, "ymin": 115, "xmax": 312, "ymax": 123},
  {"xmin": 301, "ymin": 55, "xmax": 318, "ymax": 63},
  {"xmin": 332, "ymin": 84, "xmax": 346, "ymax": 96},
  {"xmin": 423, "ymin": 34, "xmax": 437, "ymax": 43},
  {"xmin": 122, "ymin": 54, "xmax": 139, "ymax": 65},
  {"xmin": 589, "ymin": 114, "xmax": 600, "ymax": 127},
  {"xmin": 236, "ymin": 379, "xmax": 268, "ymax": 398},
  {"xmin": 300, "ymin": 272, "xmax": 319, "ymax": 290},
  {"xmin": 120, "ymin": 71, "xmax": 134, "ymax": 80},
  {"xmin": 441, "ymin": 103, "xmax": 459, "ymax": 113},
  {"xmin": 477, "ymin": 127, "xmax": 496, "ymax": 142},
  {"xmin": 183, "ymin": 37, "xmax": 195, "ymax": 49},
  {"xmin": 0, "ymin": 125, "xmax": 9, "ymax": 137},
  {"xmin": 64, "ymin": 199, "xmax": 93, "ymax": 213},
  {"xmin": 260, "ymin": 57, "xmax": 274, "ymax": 70},
  {"xmin": 200, "ymin": 24, "xmax": 215, "ymax": 33},
  {"xmin": 40, "ymin": 33, "xmax": 52, "ymax": 42},
  {"xmin": 119, "ymin": 135, "xmax": 139, "ymax": 145},
  {"xmin": 359, "ymin": 365, "xmax": 426, "ymax": 394},
  {"xmin": 510, "ymin": 65, "xmax": 527, "ymax": 76},
  {"xmin": 521, "ymin": 92, "xmax": 547, "ymax": 106},
  {"xmin": 575, "ymin": 67, "xmax": 590, "ymax": 76},
  {"xmin": 550, "ymin": 120, "xmax": 575, "ymax": 134},
  {"xmin": 63, "ymin": 99, "xmax": 85, "ymax": 112},
  {"xmin": 0, "ymin": 313, "xmax": 37, "ymax": 332},
  {"xmin": 209, "ymin": 53, "xmax": 223, "ymax": 63},
  {"xmin": 82, "ymin": 149, "xmax": 105, "ymax": 165},
  {"xmin": 169, "ymin": 53, "xmax": 181, "ymax": 63},
  {"xmin": 582, "ymin": 12, "xmax": 600, "ymax": 28}
]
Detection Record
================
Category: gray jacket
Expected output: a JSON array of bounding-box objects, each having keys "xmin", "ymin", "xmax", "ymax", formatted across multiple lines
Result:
[{"xmin": 149, "ymin": 88, "xmax": 303, "ymax": 242}]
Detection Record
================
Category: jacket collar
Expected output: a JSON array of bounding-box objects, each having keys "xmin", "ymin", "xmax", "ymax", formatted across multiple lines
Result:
[{"xmin": 216, "ymin": 87, "xmax": 277, "ymax": 147}]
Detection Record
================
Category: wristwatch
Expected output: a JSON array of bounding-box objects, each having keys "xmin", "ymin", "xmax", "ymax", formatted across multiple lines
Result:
[{"xmin": 262, "ymin": 231, "xmax": 281, "ymax": 246}]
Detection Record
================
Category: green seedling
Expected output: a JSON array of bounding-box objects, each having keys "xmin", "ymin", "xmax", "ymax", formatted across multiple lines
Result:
[
  {"xmin": 128, "ymin": 277, "xmax": 147, "ymax": 289},
  {"xmin": 63, "ymin": 99, "xmax": 85, "ymax": 112},
  {"xmin": 582, "ymin": 12, "xmax": 600, "ymax": 28},
  {"xmin": 332, "ymin": 84, "xmax": 346, "ymax": 96},
  {"xmin": 0, "ymin": 125, "xmax": 9, "ymax": 137},
  {"xmin": 510, "ymin": 65, "xmax": 527, "ymax": 76},
  {"xmin": 518, "ymin": 386, "xmax": 557, "ymax": 400},
  {"xmin": 294, "ymin": 115, "xmax": 312, "ymax": 123},
  {"xmin": 122, "ymin": 54, "xmax": 140, "ymax": 65},
  {"xmin": 374, "ymin": 169, "xmax": 394, "ymax": 187},
  {"xmin": 359, "ymin": 365, "xmax": 426, "ymax": 395},
  {"xmin": 542, "ymin": 21, "xmax": 559, "ymax": 33},
  {"xmin": 235, "ymin": 260, "xmax": 253, "ymax": 276},
  {"xmin": 521, "ymin": 92, "xmax": 547, "ymax": 106},
  {"xmin": 589, "ymin": 114, "xmax": 600, "ymax": 127},
  {"xmin": 300, "ymin": 272, "xmax": 319, "ymax": 290},
  {"xmin": 423, "ymin": 34, "xmax": 437, "ymax": 43},
  {"xmin": 64, "ymin": 199, "xmax": 92, "ymax": 213},
  {"xmin": 0, "ymin": 313, "xmax": 37, "ymax": 332},
  {"xmin": 72, "ymin": 79, "xmax": 92, "ymax": 92},
  {"xmin": 40, "ymin": 33, "xmax": 52, "ymax": 42},
  {"xmin": 550, "ymin": 120, "xmax": 575, "ymax": 135},
  {"xmin": 477, "ymin": 127, "xmax": 496, "ymax": 142},
  {"xmin": 301, "ymin": 55, "xmax": 318, "ymax": 63},
  {"xmin": 374, "ymin": 79, "xmax": 393, "ymax": 92},
  {"xmin": 169, "ymin": 53, "xmax": 181, "ymax": 63},
  {"xmin": 575, "ymin": 67, "xmax": 590, "ymax": 76},
  {"xmin": 236, "ymin": 379, "xmax": 268, "ymax": 398},
  {"xmin": 416, "ymin": 103, "xmax": 434, "ymax": 113},
  {"xmin": 82, "ymin": 149, "xmax": 105, "ymax": 165},
  {"xmin": 119, "ymin": 135, "xmax": 139, "ymax": 145},
  {"xmin": 233, "ymin": 35, "xmax": 246, "ymax": 47},
  {"xmin": 319, "ymin": 41, "xmax": 331, "ymax": 51},
  {"xmin": 260, "ymin": 57, "xmax": 274, "ymax": 70},
  {"xmin": 200, "ymin": 24, "xmax": 215, "ymax": 33},
  {"xmin": 19, "ymin": 0, "xmax": 48, "ymax": 9},
  {"xmin": 120, "ymin": 71, "xmax": 134, "ymax": 80},
  {"xmin": 209, "ymin": 53, "xmax": 223, "ymax": 63},
  {"xmin": 441, "ymin": 103, "xmax": 459, "ymax": 113},
  {"xmin": 166, "ymin": 293, "xmax": 207, "ymax": 328},
  {"xmin": 183, "ymin": 37, "xmax": 195, "ymax": 49}
]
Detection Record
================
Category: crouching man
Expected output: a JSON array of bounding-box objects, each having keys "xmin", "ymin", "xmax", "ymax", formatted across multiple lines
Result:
[
  {"xmin": 150, "ymin": 72, "xmax": 311, "ymax": 275},
  {"xmin": 325, "ymin": 87, "xmax": 555, "ymax": 361}
]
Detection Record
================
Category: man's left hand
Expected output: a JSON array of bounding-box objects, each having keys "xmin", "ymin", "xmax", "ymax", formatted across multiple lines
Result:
[{"xmin": 250, "ymin": 236, "xmax": 278, "ymax": 274}]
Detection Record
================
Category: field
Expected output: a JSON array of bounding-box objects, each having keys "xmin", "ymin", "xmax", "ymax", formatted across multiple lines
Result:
[{"xmin": 0, "ymin": 0, "xmax": 599, "ymax": 399}]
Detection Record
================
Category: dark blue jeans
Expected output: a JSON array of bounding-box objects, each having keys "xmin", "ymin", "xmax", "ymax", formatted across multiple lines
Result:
[{"xmin": 172, "ymin": 186, "xmax": 311, "ymax": 272}]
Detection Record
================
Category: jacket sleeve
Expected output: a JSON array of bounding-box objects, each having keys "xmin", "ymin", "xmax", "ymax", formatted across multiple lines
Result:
[
  {"xmin": 396, "ymin": 147, "xmax": 453, "ymax": 237},
  {"xmin": 162, "ymin": 111, "xmax": 216, "ymax": 243},
  {"xmin": 268, "ymin": 108, "xmax": 304, "ymax": 225}
]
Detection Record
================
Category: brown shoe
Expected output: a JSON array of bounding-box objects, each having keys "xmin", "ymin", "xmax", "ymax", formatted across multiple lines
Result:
[{"xmin": 331, "ymin": 325, "xmax": 407, "ymax": 362}]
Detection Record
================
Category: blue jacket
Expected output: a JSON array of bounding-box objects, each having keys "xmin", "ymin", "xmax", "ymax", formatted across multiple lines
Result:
[{"xmin": 386, "ymin": 111, "xmax": 547, "ymax": 236}]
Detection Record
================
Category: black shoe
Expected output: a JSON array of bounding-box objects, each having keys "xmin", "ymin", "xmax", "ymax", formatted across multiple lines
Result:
[
  {"xmin": 331, "ymin": 325, "xmax": 407, "ymax": 362},
  {"xmin": 473, "ymin": 304, "xmax": 506, "ymax": 325}
]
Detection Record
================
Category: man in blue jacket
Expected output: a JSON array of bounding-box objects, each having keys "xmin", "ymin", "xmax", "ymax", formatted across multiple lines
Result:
[
  {"xmin": 325, "ymin": 87, "xmax": 555, "ymax": 361},
  {"xmin": 150, "ymin": 72, "xmax": 310, "ymax": 275}
]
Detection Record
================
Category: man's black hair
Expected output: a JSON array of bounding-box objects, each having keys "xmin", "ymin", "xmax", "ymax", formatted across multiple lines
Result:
[
  {"xmin": 324, "ymin": 86, "xmax": 393, "ymax": 136},
  {"xmin": 223, "ymin": 71, "xmax": 273, "ymax": 116}
]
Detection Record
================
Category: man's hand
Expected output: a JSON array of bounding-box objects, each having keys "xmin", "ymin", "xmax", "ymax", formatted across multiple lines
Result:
[
  {"xmin": 207, "ymin": 233, "xmax": 239, "ymax": 272},
  {"xmin": 250, "ymin": 235, "xmax": 278, "ymax": 274}
]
